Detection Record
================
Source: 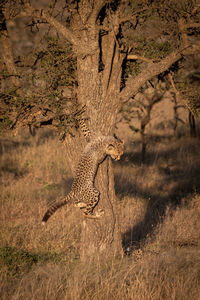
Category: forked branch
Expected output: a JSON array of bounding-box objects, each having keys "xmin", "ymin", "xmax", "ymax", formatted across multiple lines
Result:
[
  {"xmin": 14, "ymin": 3, "xmax": 79, "ymax": 46},
  {"xmin": 120, "ymin": 50, "xmax": 182, "ymax": 104},
  {"xmin": 120, "ymin": 41, "xmax": 200, "ymax": 105}
]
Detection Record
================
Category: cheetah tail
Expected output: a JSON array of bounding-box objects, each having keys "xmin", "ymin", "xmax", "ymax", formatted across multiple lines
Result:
[{"xmin": 42, "ymin": 195, "xmax": 70, "ymax": 225}]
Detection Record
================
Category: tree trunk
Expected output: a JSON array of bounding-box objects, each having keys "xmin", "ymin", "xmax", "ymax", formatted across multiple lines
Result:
[
  {"xmin": 67, "ymin": 17, "xmax": 124, "ymax": 258},
  {"xmin": 189, "ymin": 111, "xmax": 196, "ymax": 138},
  {"xmin": 80, "ymin": 159, "xmax": 122, "ymax": 260},
  {"xmin": 64, "ymin": 134, "xmax": 123, "ymax": 260}
]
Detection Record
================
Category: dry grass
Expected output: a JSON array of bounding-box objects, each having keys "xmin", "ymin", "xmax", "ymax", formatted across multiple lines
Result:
[{"xmin": 0, "ymin": 129, "xmax": 200, "ymax": 299}]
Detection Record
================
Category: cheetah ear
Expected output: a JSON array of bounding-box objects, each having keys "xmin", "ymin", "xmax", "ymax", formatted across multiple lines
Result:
[
  {"xmin": 113, "ymin": 133, "xmax": 124, "ymax": 142},
  {"xmin": 113, "ymin": 134, "xmax": 124, "ymax": 145},
  {"xmin": 113, "ymin": 133, "xmax": 118, "ymax": 139}
]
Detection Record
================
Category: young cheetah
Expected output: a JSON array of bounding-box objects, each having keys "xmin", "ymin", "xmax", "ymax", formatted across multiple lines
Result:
[{"xmin": 42, "ymin": 135, "xmax": 123, "ymax": 224}]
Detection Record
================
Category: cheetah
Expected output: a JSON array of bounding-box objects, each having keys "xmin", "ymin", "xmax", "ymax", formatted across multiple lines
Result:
[
  {"xmin": 42, "ymin": 135, "xmax": 123, "ymax": 224},
  {"xmin": 78, "ymin": 118, "xmax": 91, "ymax": 142}
]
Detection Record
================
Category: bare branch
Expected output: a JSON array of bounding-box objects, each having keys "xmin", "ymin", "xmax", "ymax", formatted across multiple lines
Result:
[
  {"xmin": 119, "ymin": 6, "xmax": 149, "ymax": 24},
  {"xmin": 178, "ymin": 18, "xmax": 189, "ymax": 48},
  {"xmin": 168, "ymin": 73, "xmax": 193, "ymax": 114},
  {"xmin": 21, "ymin": 3, "xmax": 79, "ymax": 45},
  {"xmin": 41, "ymin": 10, "xmax": 78, "ymax": 45},
  {"xmin": 127, "ymin": 54, "xmax": 154, "ymax": 63},
  {"xmin": 89, "ymin": 0, "xmax": 109, "ymax": 24}
]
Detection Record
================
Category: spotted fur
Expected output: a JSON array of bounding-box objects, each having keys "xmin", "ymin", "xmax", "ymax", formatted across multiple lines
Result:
[
  {"xmin": 42, "ymin": 135, "xmax": 123, "ymax": 224},
  {"xmin": 78, "ymin": 119, "xmax": 91, "ymax": 141}
]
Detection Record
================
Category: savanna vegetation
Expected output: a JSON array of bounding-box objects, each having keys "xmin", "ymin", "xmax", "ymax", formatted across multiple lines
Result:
[
  {"xmin": 0, "ymin": 130, "xmax": 200, "ymax": 299},
  {"xmin": 0, "ymin": 0, "xmax": 200, "ymax": 298}
]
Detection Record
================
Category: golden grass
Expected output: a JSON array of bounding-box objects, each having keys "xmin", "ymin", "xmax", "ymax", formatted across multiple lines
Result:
[{"xmin": 0, "ymin": 129, "xmax": 200, "ymax": 299}]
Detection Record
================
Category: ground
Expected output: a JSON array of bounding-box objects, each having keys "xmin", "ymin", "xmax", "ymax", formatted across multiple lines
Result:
[{"xmin": 0, "ymin": 127, "xmax": 200, "ymax": 300}]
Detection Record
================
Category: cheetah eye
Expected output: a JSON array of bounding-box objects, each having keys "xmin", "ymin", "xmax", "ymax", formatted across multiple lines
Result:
[{"xmin": 107, "ymin": 144, "xmax": 114, "ymax": 151}]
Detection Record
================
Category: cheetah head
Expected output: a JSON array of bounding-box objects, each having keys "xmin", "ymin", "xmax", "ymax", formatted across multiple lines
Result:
[{"xmin": 106, "ymin": 138, "xmax": 124, "ymax": 161}]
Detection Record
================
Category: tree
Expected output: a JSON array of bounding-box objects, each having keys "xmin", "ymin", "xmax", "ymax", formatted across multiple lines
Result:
[
  {"xmin": 1, "ymin": 0, "xmax": 200, "ymax": 259},
  {"xmin": 169, "ymin": 71, "xmax": 199, "ymax": 137},
  {"xmin": 121, "ymin": 80, "xmax": 165, "ymax": 163}
]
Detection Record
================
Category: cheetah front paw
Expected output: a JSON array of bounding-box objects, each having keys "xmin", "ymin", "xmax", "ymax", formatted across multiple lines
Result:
[
  {"xmin": 84, "ymin": 209, "xmax": 104, "ymax": 219},
  {"xmin": 94, "ymin": 209, "xmax": 104, "ymax": 218},
  {"xmin": 74, "ymin": 202, "xmax": 87, "ymax": 208}
]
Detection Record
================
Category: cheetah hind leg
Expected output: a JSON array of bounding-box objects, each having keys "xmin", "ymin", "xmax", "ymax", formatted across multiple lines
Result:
[{"xmin": 83, "ymin": 189, "xmax": 104, "ymax": 219}]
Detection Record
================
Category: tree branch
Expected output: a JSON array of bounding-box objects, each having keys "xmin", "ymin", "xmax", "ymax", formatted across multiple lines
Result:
[
  {"xmin": 120, "ymin": 50, "xmax": 182, "ymax": 103},
  {"xmin": 168, "ymin": 73, "xmax": 193, "ymax": 114},
  {"xmin": 127, "ymin": 54, "xmax": 154, "ymax": 63},
  {"xmin": 20, "ymin": 3, "xmax": 101, "ymax": 56},
  {"xmin": 119, "ymin": 6, "xmax": 149, "ymax": 24},
  {"xmin": 102, "ymin": 32, "xmax": 116, "ymax": 97},
  {"xmin": 120, "ymin": 39, "xmax": 200, "ymax": 105},
  {"xmin": 178, "ymin": 18, "xmax": 188, "ymax": 48},
  {"xmin": 102, "ymin": 10, "xmax": 122, "ymax": 97},
  {"xmin": 21, "ymin": 3, "xmax": 79, "ymax": 46},
  {"xmin": 0, "ymin": 11, "xmax": 20, "ymax": 87},
  {"xmin": 88, "ymin": 0, "xmax": 109, "ymax": 24},
  {"xmin": 1, "ymin": 32, "xmax": 20, "ymax": 87}
]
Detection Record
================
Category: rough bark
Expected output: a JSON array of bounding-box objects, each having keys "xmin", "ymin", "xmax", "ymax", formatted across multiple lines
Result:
[
  {"xmin": 0, "ymin": 11, "xmax": 20, "ymax": 87},
  {"xmin": 189, "ymin": 112, "xmax": 196, "ymax": 138},
  {"xmin": 80, "ymin": 159, "xmax": 123, "ymax": 259}
]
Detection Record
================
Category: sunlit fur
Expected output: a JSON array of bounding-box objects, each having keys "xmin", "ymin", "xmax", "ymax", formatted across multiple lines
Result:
[{"xmin": 42, "ymin": 135, "xmax": 123, "ymax": 224}]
